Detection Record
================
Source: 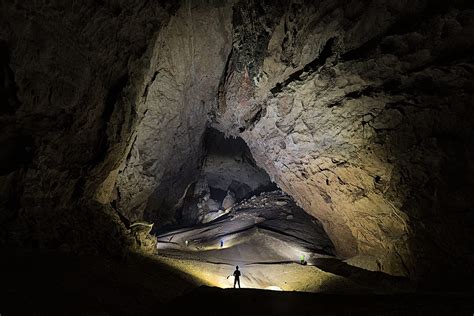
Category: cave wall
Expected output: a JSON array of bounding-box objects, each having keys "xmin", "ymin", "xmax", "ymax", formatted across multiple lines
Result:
[
  {"xmin": 112, "ymin": 1, "xmax": 233, "ymax": 226},
  {"xmin": 212, "ymin": 0, "xmax": 474, "ymax": 285},
  {"xmin": 0, "ymin": 0, "xmax": 178, "ymax": 253}
]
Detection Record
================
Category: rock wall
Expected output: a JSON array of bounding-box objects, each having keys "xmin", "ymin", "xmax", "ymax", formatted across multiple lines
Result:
[
  {"xmin": 0, "ymin": 0, "xmax": 178, "ymax": 253},
  {"xmin": 212, "ymin": 0, "xmax": 474, "ymax": 286},
  {"xmin": 113, "ymin": 1, "xmax": 233, "ymax": 225}
]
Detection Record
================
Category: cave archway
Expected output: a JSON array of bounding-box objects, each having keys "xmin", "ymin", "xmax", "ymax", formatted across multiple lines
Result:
[
  {"xmin": 173, "ymin": 127, "xmax": 277, "ymax": 226},
  {"xmin": 153, "ymin": 128, "xmax": 338, "ymax": 290}
]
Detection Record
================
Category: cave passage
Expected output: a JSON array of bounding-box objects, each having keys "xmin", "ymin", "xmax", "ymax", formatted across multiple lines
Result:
[
  {"xmin": 154, "ymin": 128, "xmax": 337, "ymax": 290},
  {"xmin": 173, "ymin": 128, "xmax": 278, "ymax": 226}
]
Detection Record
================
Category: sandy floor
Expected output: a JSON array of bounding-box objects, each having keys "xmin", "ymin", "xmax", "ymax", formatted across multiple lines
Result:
[
  {"xmin": 154, "ymin": 198, "xmax": 409, "ymax": 294},
  {"xmin": 154, "ymin": 253, "xmax": 371, "ymax": 293},
  {"xmin": 2, "ymin": 249, "xmax": 472, "ymax": 315}
]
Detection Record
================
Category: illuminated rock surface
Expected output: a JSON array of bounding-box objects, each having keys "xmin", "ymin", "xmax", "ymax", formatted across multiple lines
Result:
[{"xmin": 211, "ymin": 1, "xmax": 474, "ymax": 283}]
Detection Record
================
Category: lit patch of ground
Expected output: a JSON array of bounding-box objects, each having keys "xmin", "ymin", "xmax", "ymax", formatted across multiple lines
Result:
[
  {"xmin": 154, "ymin": 191, "xmax": 412, "ymax": 293},
  {"xmin": 155, "ymin": 254, "xmax": 371, "ymax": 293}
]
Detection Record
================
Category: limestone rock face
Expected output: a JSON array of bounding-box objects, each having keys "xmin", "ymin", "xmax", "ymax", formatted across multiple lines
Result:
[
  {"xmin": 130, "ymin": 222, "xmax": 157, "ymax": 254},
  {"xmin": 113, "ymin": 2, "xmax": 233, "ymax": 225},
  {"xmin": 211, "ymin": 0, "xmax": 474, "ymax": 283},
  {"xmin": 0, "ymin": 0, "xmax": 178, "ymax": 253}
]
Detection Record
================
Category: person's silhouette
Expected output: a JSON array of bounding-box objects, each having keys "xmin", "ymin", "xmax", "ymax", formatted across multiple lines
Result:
[{"xmin": 233, "ymin": 266, "xmax": 241, "ymax": 288}]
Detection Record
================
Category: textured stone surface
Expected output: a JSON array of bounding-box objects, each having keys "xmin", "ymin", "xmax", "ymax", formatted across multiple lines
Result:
[
  {"xmin": 211, "ymin": 0, "xmax": 474, "ymax": 283},
  {"xmin": 113, "ymin": 2, "xmax": 234, "ymax": 226},
  {"xmin": 0, "ymin": 0, "xmax": 178, "ymax": 253}
]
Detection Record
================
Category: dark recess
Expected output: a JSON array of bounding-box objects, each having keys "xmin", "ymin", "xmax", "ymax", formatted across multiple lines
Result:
[
  {"xmin": 94, "ymin": 74, "xmax": 129, "ymax": 164},
  {"xmin": 270, "ymin": 37, "xmax": 337, "ymax": 95},
  {"xmin": 0, "ymin": 42, "xmax": 20, "ymax": 114}
]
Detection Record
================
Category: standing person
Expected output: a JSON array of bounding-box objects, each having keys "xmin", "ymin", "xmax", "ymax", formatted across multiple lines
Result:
[
  {"xmin": 233, "ymin": 266, "xmax": 241, "ymax": 288},
  {"xmin": 220, "ymin": 240, "xmax": 224, "ymax": 248}
]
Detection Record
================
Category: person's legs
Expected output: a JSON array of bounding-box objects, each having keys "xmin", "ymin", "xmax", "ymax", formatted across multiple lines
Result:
[
  {"xmin": 234, "ymin": 278, "xmax": 237, "ymax": 288},
  {"xmin": 237, "ymin": 278, "xmax": 240, "ymax": 288}
]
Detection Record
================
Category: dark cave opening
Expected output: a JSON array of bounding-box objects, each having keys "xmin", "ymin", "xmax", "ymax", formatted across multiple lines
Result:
[
  {"xmin": 208, "ymin": 186, "xmax": 227, "ymax": 202},
  {"xmin": 173, "ymin": 127, "xmax": 278, "ymax": 227}
]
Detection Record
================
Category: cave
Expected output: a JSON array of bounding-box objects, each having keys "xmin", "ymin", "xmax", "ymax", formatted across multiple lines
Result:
[
  {"xmin": 171, "ymin": 127, "xmax": 279, "ymax": 226},
  {"xmin": 1, "ymin": 0, "xmax": 474, "ymax": 315}
]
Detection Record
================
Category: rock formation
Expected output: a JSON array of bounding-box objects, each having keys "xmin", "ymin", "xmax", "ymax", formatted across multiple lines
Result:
[
  {"xmin": 0, "ymin": 0, "xmax": 473, "ymax": 289},
  {"xmin": 0, "ymin": 0, "xmax": 181, "ymax": 255},
  {"xmin": 222, "ymin": 191, "xmax": 236, "ymax": 210},
  {"xmin": 212, "ymin": 0, "xmax": 474, "ymax": 285},
  {"xmin": 113, "ymin": 2, "xmax": 234, "ymax": 226}
]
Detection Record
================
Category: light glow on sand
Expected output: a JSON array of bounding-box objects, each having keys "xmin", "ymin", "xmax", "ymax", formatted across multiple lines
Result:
[
  {"xmin": 155, "ymin": 253, "xmax": 344, "ymax": 293},
  {"xmin": 265, "ymin": 286, "xmax": 283, "ymax": 291}
]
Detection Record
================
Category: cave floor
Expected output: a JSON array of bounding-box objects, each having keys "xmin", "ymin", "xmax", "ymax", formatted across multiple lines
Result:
[
  {"xmin": 150, "ymin": 193, "xmax": 474, "ymax": 315},
  {"xmin": 1, "ymin": 249, "xmax": 473, "ymax": 315},
  {"xmin": 0, "ymin": 249, "xmax": 196, "ymax": 315},
  {"xmin": 154, "ymin": 195, "xmax": 410, "ymax": 293},
  {"xmin": 2, "ymin": 196, "xmax": 469, "ymax": 315},
  {"xmin": 154, "ymin": 231, "xmax": 415, "ymax": 295},
  {"xmin": 162, "ymin": 286, "xmax": 474, "ymax": 316}
]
